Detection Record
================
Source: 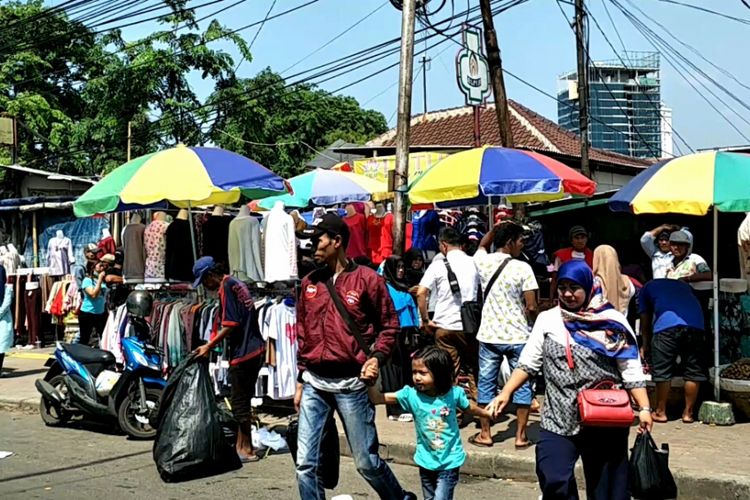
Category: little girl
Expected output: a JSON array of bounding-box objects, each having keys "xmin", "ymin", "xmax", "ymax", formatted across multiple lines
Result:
[{"xmin": 369, "ymin": 346, "xmax": 491, "ymax": 500}]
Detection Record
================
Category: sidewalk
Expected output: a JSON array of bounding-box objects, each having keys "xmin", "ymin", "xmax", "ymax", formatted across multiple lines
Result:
[{"xmin": 3, "ymin": 353, "xmax": 749, "ymax": 499}]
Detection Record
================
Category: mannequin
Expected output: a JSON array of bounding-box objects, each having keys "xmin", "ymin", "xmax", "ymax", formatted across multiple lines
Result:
[
  {"xmin": 229, "ymin": 204, "xmax": 264, "ymax": 281},
  {"xmin": 7, "ymin": 243, "xmax": 18, "ymax": 255},
  {"xmin": 145, "ymin": 211, "xmax": 171, "ymax": 280},
  {"xmin": 264, "ymin": 200, "xmax": 297, "ymax": 282},
  {"xmin": 165, "ymin": 209, "xmax": 194, "ymax": 281},
  {"xmin": 123, "ymin": 212, "xmax": 147, "ymax": 281},
  {"xmin": 203, "ymin": 204, "xmax": 233, "ymax": 266},
  {"xmin": 367, "ymin": 204, "xmax": 385, "ymax": 265},
  {"xmin": 344, "ymin": 202, "xmax": 367, "ymax": 260},
  {"xmin": 48, "ymin": 230, "xmax": 74, "ymax": 276},
  {"xmin": 176, "ymin": 209, "xmax": 189, "ymax": 220},
  {"xmin": 212, "ymin": 205, "xmax": 225, "ymax": 216}
]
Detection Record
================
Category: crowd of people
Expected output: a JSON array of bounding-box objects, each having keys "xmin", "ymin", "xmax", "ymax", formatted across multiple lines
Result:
[{"xmin": 282, "ymin": 215, "xmax": 710, "ymax": 500}]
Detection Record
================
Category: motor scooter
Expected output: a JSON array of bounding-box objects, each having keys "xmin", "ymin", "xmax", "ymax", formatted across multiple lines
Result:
[{"xmin": 36, "ymin": 291, "xmax": 165, "ymax": 439}]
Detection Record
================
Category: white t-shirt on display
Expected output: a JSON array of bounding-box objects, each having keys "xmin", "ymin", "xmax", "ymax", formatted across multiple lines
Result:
[
  {"xmin": 419, "ymin": 249, "xmax": 479, "ymax": 331},
  {"xmin": 474, "ymin": 248, "xmax": 538, "ymax": 345}
]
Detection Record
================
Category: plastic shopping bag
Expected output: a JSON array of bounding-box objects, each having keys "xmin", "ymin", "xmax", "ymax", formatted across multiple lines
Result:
[
  {"xmin": 629, "ymin": 431, "xmax": 678, "ymax": 499},
  {"xmin": 286, "ymin": 415, "xmax": 340, "ymax": 489},
  {"xmin": 152, "ymin": 356, "xmax": 241, "ymax": 482}
]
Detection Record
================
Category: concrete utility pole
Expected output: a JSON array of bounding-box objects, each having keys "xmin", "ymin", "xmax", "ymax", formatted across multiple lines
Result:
[
  {"xmin": 575, "ymin": 0, "xmax": 592, "ymax": 178},
  {"xmin": 479, "ymin": 0, "xmax": 513, "ymax": 147},
  {"xmin": 392, "ymin": 0, "xmax": 417, "ymax": 256}
]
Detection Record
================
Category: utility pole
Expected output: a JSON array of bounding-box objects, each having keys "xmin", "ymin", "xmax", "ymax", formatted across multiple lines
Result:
[
  {"xmin": 575, "ymin": 0, "xmax": 591, "ymax": 178},
  {"xmin": 127, "ymin": 121, "xmax": 132, "ymax": 162},
  {"xmin": 479, "ymin": 0, "xmax": 513, "ymax": 147},
  {"xmin": 392, "ymin": 0, "xmax": 417, "ymax": 256},
  {"xmin": 420, "ymin": 54, "xmax": 430, "ymax": 118}
]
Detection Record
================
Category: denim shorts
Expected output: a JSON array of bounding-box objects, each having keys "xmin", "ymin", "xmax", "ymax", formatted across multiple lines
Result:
[{"xmin": 477, "ymin": 342, "xmax": 533, "ymax": 406}]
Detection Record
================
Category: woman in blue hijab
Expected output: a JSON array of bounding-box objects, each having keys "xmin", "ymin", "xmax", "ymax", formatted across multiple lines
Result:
[{"xmin": 486, "ymin": 260, "xmax": 652, "ymax": 500}]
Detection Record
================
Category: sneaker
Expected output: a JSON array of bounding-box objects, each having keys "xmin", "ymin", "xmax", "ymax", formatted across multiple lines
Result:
[{"xmin": 398, "ymin": 413, "xmax": 414, "ymax": 423}]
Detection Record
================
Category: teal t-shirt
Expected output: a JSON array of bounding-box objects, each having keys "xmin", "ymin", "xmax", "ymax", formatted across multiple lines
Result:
[
  {"xmin": 395, "ymin": 385, "xmax": 470, "ymax": 471},
  {"xmin": 81, "ymin": 277, "xmax": 107, "ymax": 314}
]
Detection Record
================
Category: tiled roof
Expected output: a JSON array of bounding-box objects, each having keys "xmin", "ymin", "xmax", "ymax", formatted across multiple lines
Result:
[{"xmin": 367, "ymin": 100, "xmax": 655, "ymax": 169}]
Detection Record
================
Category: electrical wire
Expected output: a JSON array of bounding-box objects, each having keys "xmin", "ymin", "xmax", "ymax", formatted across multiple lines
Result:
[
  {"xmin": 612, "ymin": 0, "xmax": 750, "ymax": 142},
  {"xmin": 235, "ymin": 0, "xmax": 277, "ymax": 72},
  {"xmin": 586, "ymin": 1, "xmax": 693, "ymax": 154},
  {"xmin": 655, "ymin": 0, "xmax": 750, "ymax": 25},
  {"xmin": 556, "ymin": 0, "xmax": 662, "ymax": 159}
]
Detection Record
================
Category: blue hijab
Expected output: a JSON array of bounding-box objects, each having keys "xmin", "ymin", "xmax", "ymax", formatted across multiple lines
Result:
[{"xmin": 558, "ymin": 260, "xmax": 638, "ymax": 360}]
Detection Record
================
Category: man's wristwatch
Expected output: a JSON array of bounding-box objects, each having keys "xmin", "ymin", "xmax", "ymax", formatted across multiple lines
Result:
[{"xmin": 639, "ymin": 407, "xmax": 653, "ymax": 413}]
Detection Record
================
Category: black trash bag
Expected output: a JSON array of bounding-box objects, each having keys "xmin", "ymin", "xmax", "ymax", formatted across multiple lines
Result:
[
  {"xmin": 152, "ymin": 356, "xmax": 241, "ymax": 482},
  {"xmin": 286, "ymin": 415, "xmax": 340, "ymax": 489},
  {"xmin": 629, "ymin": 431, "xmax": 678, "ymax": 499}
]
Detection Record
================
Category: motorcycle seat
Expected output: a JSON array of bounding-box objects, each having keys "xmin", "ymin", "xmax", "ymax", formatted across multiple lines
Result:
[{"xmin": 61, "ymin": 343, "xmax": 116, "ymax": 365}]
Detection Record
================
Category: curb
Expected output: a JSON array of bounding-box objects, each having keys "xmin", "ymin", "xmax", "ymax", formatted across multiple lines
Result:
[
  {"xmin": 0, "ymin": 397, "xmax": 39, "ymax": 415},
  {"xmin": 337, "ymin": 434, "xmax": 750, "ymax": 500}
]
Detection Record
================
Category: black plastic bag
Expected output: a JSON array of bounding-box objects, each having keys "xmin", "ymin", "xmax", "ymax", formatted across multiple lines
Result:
[
  {"xmin": 286, "ymin": 415, "xmax": 340, "ymax": 489},
  {"xmin": 152, "ymin": 356, "xmax": 241, "ymax": 482},
  {"xmin": 629, "ymin": 431, "xmax": 678, "ymax": 499}
]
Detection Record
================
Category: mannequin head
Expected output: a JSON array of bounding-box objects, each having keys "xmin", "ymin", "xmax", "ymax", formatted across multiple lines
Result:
[
  {"xmin": 176, "ymin": 209, "xmax": 189, "ymax": 220},
  {"xmin": 130, "ymin": 213, "xmax": 142, "ymax": 225},
  {"xmin": 345, "ymin": 204, "xmax": 355, "ymax": 217},
  {"xmin": 239, "ymin": 205, "xmax": 250, "ymax": 217},
  {"xmin": 273, "ymin": 200, "xmax": 285, "ymax": 211},
  {"xmin": 212, "ymin": 205, "xmax": 225, "ymax": 216},
  {"xmin": 153, "ymin": 211, "xmax": 167, "ymax": 222},
  {"xmin": 375, "ymin": 203, "xmax": 386, "ymax": 218},
  {"xmin": 56, "ymin": 230, "xmax": 65, "ymax": 239},
  {"xmin": 101, "ymin": 228, "xmax": 111, "ymax": 239}
]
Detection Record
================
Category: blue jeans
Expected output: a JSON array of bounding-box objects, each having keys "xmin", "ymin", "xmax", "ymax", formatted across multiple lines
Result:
[
  {"xmin": 296, "ymin": 383, "xmax": 409, "ymax": 500},
  {"xmin": 419, "ymin": 467, "xmax": 460, "ymax": 500},
  {"xmin": 477, "ymin": 342, "xmax": 533, "ymax": 406}
]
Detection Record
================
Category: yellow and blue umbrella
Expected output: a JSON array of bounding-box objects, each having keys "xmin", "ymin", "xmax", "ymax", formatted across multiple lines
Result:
[
  {"xmin": 256, "ymin": 168, "xmax": 388, "ymax": 210},
  {"xmin": 407, "ymin": 146, "xmax": 596, "ymax": 207},
  {"xmin": 609, "ymin": 150, "xmax": 750, "ymax": 400},
  {"xmin": 74, "ymin": 145, "xmax": 287, "ymax": 217}
]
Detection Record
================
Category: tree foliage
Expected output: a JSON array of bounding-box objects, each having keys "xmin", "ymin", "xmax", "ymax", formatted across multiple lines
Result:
[{"xmin": 0, "ymin": 0, "xmax": 387, "ymax": 184}]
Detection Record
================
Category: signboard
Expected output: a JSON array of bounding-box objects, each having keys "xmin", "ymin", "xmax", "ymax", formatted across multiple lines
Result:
[
  {"xmin": 351, "ymin": 152, "xmax": 449, "ymax": 184},
  {"xmin": 455, "ymin": 26, "xmax": 491, "ymax": 106},
  {"xmin": 0, "ymin": 117, "xmax": 14, "ymax": 146}
]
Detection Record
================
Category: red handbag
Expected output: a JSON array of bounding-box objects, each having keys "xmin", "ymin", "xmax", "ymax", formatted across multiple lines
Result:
[{"xmin": 566, "ymin": 333, "xmax": 635, "ymax": 428}]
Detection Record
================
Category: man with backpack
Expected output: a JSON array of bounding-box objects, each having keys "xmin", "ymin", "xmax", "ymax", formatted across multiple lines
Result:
[
  {"xmin": 294, "ymin": 213, "xmax": 415, "ymax": 500},
  {"xmin": 470, "ymin": 222, "xmax": 538, "ymax": 449}
]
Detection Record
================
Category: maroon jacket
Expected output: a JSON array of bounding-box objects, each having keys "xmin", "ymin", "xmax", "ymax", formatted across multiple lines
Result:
[{"xmin": 297, "ymin": 261, "xmax": 399, "ymax": 380}]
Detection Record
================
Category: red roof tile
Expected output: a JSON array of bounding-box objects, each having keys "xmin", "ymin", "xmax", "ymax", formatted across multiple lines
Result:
[{"xmin": 367, "ymin": 100, "xmax": 654, "ymax": 169}]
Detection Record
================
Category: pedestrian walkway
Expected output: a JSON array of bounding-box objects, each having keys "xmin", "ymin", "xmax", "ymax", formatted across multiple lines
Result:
[{"xmin": 2, "ymin": 353, "xmax": 749, "ymax": 499}]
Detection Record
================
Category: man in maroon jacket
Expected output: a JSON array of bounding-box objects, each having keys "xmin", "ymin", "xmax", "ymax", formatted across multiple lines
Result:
[{"xmin": 294, "ymin": 213, "xmax": 415, "ymax": 500}]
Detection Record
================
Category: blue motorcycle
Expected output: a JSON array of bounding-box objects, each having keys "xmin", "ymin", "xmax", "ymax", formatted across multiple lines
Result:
[{"xmin": 36, "ymin": 291, "xmax": 166, "ymax": 439}]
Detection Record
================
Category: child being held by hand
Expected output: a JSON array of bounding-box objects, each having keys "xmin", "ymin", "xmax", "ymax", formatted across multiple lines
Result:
[{"xmin": 369, "ymin": 346, "xmax": 491, "ymax": 500}]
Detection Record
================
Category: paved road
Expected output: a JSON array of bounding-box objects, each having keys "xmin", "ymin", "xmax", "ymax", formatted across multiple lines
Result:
[{"xmin": 0, "ymin": 412, "xmax": 544, "ymax": 499}]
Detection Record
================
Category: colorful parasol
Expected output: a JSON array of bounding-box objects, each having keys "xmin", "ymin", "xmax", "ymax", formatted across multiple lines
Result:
[
  {"xmin": 73, "ymin": 145, "xmax": 287, "ymax": 217},
  {"xmin": 256, "ymin": 168, "xmax": 388, "ymax": 209},
  {"xmin": 609, "ymin": 150, "xmax": 750, "ymax": 400},
  {"xmin": 407, "ymin": 146, "xmax": 596, "ymax": 206}
]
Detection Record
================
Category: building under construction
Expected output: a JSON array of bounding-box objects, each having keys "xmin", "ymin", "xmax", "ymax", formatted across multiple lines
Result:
[{"xmin": 557, "ymin": 51, "xmax": 668, "ymax": 159}]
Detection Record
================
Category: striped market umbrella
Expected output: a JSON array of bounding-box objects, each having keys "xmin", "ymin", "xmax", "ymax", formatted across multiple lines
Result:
[
  {"xmin": 408, "ymin": 146, "xmax": 596, "ymax": 207},
  {"xmin": 256, "ymin": 168, "xmax": 388, "ymax": 210},
  {"xmin": 609, "ymin": 150, "xmax": 750, "ymax": 399},
  {"xmin": 73, "ymin": 145, "xmax": 287, "ymax": 217}
]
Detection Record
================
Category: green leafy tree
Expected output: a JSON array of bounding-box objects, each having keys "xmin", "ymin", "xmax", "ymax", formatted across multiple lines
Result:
[{"xmin": 204, "ymin": 69, "xmax": 388, "ymax": 178}]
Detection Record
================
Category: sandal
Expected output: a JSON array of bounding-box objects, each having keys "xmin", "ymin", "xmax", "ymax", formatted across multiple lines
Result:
[
  {"xmin": 515, "ymin": 440, "xmax": 534, "ymax": 450},
  {"xmin": 468, "ymin": 433, "xmax": 493, "ymax": 448},
  {"xmin": 681, "ymin": 415, "xmax": 695, "ymax": 424},
  {"xmin": 238, "ymin": 453, "xmax": 260, "ymax": 463}
]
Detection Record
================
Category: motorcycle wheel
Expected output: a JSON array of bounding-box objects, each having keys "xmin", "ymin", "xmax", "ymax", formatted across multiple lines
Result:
[
  {"xmin": 40, "ymin": 375, "xmax": 70, "ymax": 426},
  {"xmin": 117, "ymin": 386, "xmax": 161, "ymax": 440}
]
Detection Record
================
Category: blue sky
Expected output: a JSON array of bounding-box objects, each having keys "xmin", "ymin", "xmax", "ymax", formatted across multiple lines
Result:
[{"xmin": 116, "ymin": 0, "xmax": 750, "ymax": 152}]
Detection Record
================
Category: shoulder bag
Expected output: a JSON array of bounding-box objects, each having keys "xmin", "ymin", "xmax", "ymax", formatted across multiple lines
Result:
[
  {"xmin": 443, "ymin": 257, "xmax": 511, "ymax": 336},
  {"xmin": 565, "ymin": 333, "xmax": 634, "ymax": 427}
]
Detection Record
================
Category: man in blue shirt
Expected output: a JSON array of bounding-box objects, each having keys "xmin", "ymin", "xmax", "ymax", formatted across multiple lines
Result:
[
  {"xmin": 639, "ymin": 278, "xmax": 706, "ymax": 424},
  {"xmin": 193, "ymin": 256, "xmax": 265, "ymax": 463}
]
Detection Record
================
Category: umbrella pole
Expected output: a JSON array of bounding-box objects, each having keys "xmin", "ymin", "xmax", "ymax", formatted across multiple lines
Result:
[
  {"xmin": 713, "ymin": 205, "xmax": 720, "ymax": 401},
  {"xmin": 187, "ymin": 202, "xmax": 198, "ymax": 263}
]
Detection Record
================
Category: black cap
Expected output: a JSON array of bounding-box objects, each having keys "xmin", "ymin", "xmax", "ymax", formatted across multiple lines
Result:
[
  {"xmin": 296, "ymin": 213, "xmax": 350, "ymax": 247},
  {"xmin": 569, "ymin": 225, "xmax": 588, "ymax": 238}
]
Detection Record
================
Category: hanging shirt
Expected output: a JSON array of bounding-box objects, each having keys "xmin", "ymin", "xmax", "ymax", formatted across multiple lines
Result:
[
  {"xmin": 97, "ymin": 236, "xmax": 116, "ymax": 256},
  {"xmin": 219, "ymin": 276, "xmax": 265, "ymax": 365},
  {"xmin": 411, "ymin": 210, "xmax": 440, "ymax": 251},
  {"xmin": 144, "ymin": 220, "xmax": 169, "ymax": 280},
  {"xmin": 263, "ymin": 207, "xmax": 298, "ymax": 282},
  {"xmin": 344, "ymin": 212, "xmax": 368, "ymax": 260},
  {"xmin": 122, "ymin": 223, "xmax": 146, "ymax": 280},
  {"xmin": 380, "ymin": 213, "xmax": 394, "ymax": 261},
  {"xmin": 367, "ymin": 216, "xmax": 384, "ymax": 264},
  {"xmin": 228, "ymin": 216, "xmax": 264, "ymax": 282},
  {"xmin": 264, "ymin": 302, "xmax": 298, "ymax": 399}
]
